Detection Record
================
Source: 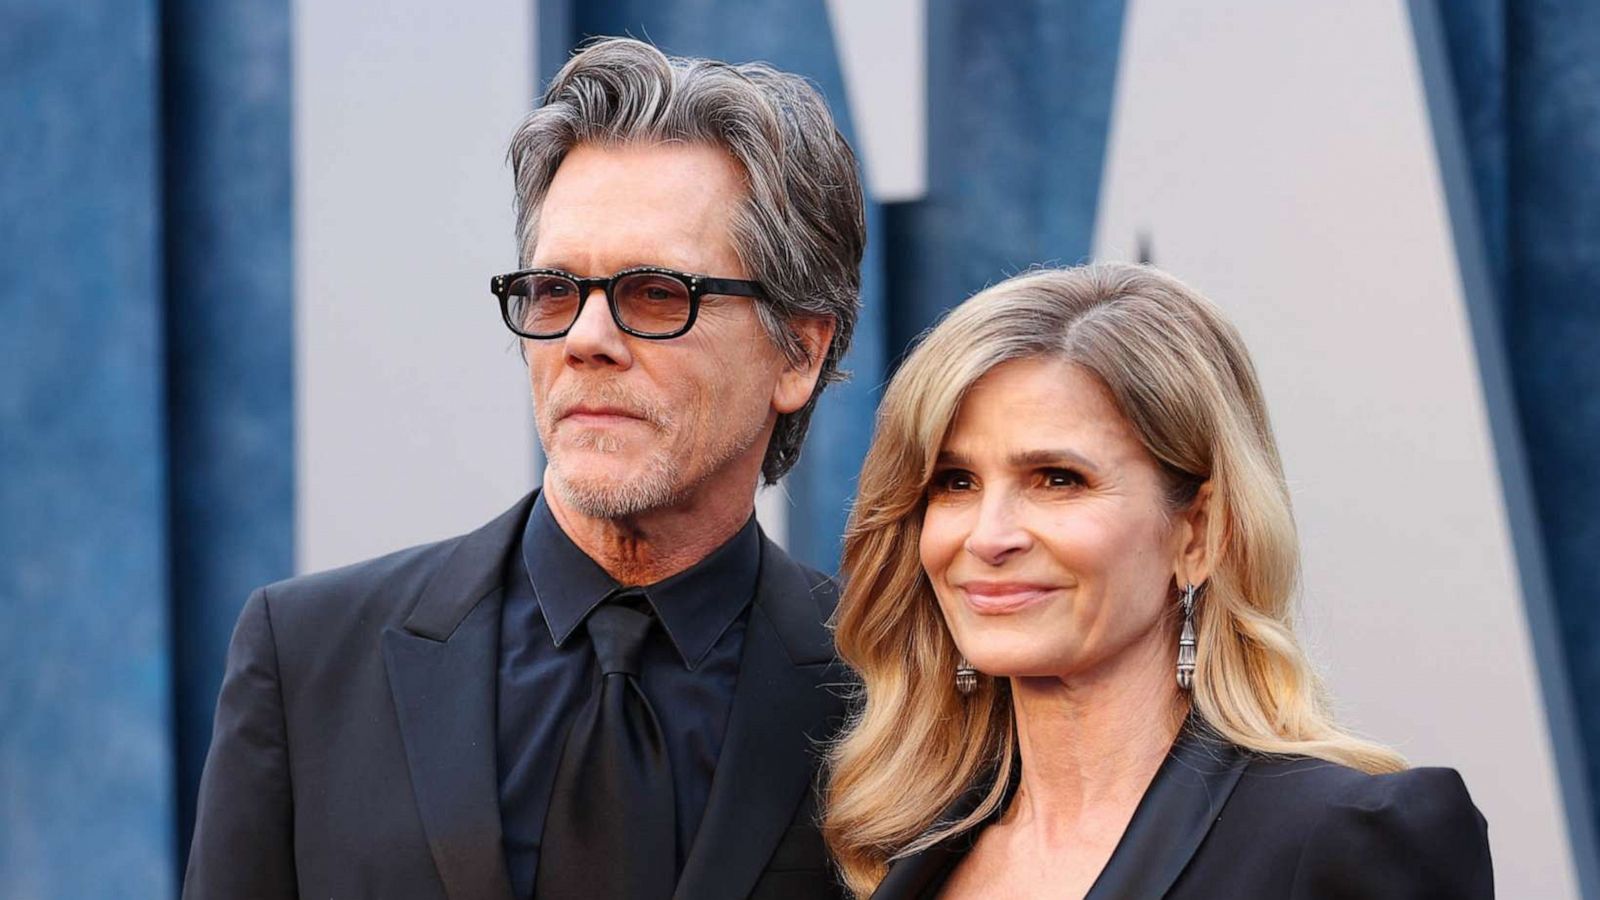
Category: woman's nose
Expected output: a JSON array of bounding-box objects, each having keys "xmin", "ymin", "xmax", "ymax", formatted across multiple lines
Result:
[{"xmin": 963, "ymin": 493, "xmax": 1032, "ymax": 565}]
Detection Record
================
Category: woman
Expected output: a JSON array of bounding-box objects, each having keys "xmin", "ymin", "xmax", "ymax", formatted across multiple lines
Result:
[{"xmin": 824, "ymin": 264, "xmax": 1492, "ymax": 898}]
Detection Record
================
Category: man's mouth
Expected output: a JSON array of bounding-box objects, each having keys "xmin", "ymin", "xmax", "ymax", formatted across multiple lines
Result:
[{"xmin": 561, "ymin": 405, "xmax": 644, "ymax": 425}]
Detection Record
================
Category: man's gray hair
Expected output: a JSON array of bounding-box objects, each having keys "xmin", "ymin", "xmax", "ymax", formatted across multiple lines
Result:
[{"xmin": 508, "ymin": 37, "xmax": 866, "ymax": 484}]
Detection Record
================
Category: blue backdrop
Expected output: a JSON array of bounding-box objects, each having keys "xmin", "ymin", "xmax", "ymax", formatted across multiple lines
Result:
[
  {"xmin": 5, "ymin": 0, "xmax": 1599, "ymax": 893},
  {"xmin": 1432, "ymin": 0, "xmax": 1600, "ymax": 871},
  {"xmin": 2, "ymin": 0, "xmax": 294, "ymax": 895},
  {"xmin": 3, "ymin": 2, "xmax": 176, "ymax": 895}
]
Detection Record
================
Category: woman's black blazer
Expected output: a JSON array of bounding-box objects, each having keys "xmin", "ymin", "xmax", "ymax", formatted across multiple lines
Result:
[{"xmin": 871, "ymin": 724, "xmax": 1493, "ymax": 899}]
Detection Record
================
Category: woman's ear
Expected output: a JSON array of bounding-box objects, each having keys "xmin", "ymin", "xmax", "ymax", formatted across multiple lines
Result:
[
  {"xmin": 1173, "ymin": 481, "xmax": 1216, "ymax": 588},
  {"xmin": 773, "ymin": 316, "xmax": 836, "ymax": 414}
]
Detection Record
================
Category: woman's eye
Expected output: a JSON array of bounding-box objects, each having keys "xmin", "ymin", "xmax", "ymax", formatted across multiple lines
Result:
[
  {"xmin": 1041, "ymin": 468, "xmax": 1084, "ymax": 489},
  {"xmin": 929, "ymin": 470, "xmax": 976, "ymax": 494}
]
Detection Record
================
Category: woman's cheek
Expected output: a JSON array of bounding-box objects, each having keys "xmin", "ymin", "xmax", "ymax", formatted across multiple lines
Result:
[{"xmin": 918, "ymin": 507, "xmax": 965, "ymax": 577}]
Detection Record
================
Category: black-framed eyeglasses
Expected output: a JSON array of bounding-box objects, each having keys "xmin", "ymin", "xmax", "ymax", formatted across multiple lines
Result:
[{"xmin": 488, "ymin": 266, "xmax": 766, "ymax": 340}]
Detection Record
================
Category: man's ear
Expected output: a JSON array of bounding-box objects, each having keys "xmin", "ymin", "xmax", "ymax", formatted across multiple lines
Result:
[
  {"xmin": 773, "ymin": 316, "xmax": 836, "ymax": 414},
  {"xmin": 1173, "ymin": 481, "xmax": 1217, "ymax": 588}
]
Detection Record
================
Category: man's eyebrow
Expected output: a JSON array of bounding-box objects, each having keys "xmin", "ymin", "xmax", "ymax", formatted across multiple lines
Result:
[
  {"xmin": 934, "ymin": 449, "xmax": 971, "ymax": 468},
  {"xmin": 525, "ymin": 260, "xmax": 697, "ymax": 276},
  {"xmin": 525, "ymin": 259, "xmax": 573, "ymax": 272}
]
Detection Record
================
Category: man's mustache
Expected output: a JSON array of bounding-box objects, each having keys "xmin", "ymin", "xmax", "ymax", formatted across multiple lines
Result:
[{"xmin": 543, "ymin": 382, "xmax": 674, "ymax": 429}]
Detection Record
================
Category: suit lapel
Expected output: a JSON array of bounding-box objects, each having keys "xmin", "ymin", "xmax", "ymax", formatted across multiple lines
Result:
[
  {"xmin": 382, "ymin": 492, "xmax": 534, "ymax": 900},
  {"xmin": 674, "ymin": 535, "xmax": 843, "ymax": 900},
  {"xmin": 1084, "ymin": 724, "xmax": 1249, "ymax": 899}
]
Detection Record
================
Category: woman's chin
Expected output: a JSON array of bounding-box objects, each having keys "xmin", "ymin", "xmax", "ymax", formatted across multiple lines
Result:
[{"xmin": 964, "ymin": 648, "xmax": 1077, "ymax": 681}]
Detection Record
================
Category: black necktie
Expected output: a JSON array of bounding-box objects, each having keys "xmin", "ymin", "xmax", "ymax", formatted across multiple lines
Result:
[{"xmin": 536, "ymin": 591, "xmax": 677, "ymax": 900}]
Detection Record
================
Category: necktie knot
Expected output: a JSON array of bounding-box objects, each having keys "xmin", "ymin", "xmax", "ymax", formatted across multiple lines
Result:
[{"xmin": 585, "ymin": 592, "xmax": 653, "ymax": 677}]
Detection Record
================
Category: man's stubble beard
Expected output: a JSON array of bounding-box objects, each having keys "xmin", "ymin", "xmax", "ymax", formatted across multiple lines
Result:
[
  {"xmin": 545, "ymin": 429, "xmax": 678, "ymax": 519},
  {"xmin": 538, "ymin": 396, "xmax": 768, "ymax": 521}
]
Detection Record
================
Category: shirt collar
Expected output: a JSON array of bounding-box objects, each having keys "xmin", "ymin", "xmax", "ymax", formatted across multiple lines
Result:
[{"xmin": 521, "ymin": 491, "xmax": 761, "ymax": 670}]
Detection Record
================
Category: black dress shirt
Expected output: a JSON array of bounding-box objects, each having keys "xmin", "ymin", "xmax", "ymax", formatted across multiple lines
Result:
[{"xmin": 496, "ymin": 493, "xmax": 758, "ymax": 898}]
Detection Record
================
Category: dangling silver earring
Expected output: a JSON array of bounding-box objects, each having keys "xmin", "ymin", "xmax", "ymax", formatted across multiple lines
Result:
[
  {"xmin": 955, "ymin": 656, "xmax": 978, "ymax": 696},
  {"xmin": 1177, "ymin": 583, "xmax": 1197, "ymax": 690}
]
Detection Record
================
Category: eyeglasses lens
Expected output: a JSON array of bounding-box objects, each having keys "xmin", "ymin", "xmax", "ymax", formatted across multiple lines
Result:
[
  {"xmin": 614, "ymin": 272, "xmax": 692, "ymax": 335},
  {"xmin": 505, "ymin": 273, "xmax": 580, "ymax": 337}
]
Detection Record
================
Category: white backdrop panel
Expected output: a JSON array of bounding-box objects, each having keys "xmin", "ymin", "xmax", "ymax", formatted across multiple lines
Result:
[{"xmin": 294, "ymin": 0, "xmax": 537, "ymax": 572}]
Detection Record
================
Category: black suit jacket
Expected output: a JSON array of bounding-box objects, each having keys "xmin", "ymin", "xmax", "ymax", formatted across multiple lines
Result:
[
  {"xmin": 184, "ymin": 491, "xmax": 847, "ymax": 900},
  {"xmin": 873, "ymin": 724, "xmax": 1494, "ymax": 899}
]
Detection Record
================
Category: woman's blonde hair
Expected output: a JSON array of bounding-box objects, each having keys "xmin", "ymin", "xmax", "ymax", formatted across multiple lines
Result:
[{"xmin": 823, "ymin": 263, "xmax": 1405, "ymax": 897}]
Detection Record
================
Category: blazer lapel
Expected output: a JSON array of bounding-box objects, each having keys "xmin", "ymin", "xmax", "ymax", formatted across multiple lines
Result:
[
  {"xmin": 1084, "ymin": 723, "xmax": 1249, "ymax": 899},
  {"xmin": 382, "ymin": 492, "xmax": 534, "ymax": 900},
  {"xmin": 673, "ymin": 535, "xmax": 843, "ymax": 900},
  {"xmin": 872, "ymin": 723, "xmax": 1248, "ymax": 900}
]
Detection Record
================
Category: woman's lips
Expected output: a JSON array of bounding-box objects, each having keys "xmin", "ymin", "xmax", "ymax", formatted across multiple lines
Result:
[{"xmin": 960, "ymin": 583, "xmax": 1059, "ymax": 615}]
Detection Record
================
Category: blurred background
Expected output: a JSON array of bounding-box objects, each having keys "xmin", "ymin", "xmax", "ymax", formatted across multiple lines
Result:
[{"xmin": 3, "ymin": 0, "xmax": 1598, "ymax": 896}]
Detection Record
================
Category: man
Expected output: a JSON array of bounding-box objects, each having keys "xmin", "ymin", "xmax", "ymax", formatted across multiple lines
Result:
[{"xmin": 184, "ymin": 38, "xmax": 865, "ymax": 900}]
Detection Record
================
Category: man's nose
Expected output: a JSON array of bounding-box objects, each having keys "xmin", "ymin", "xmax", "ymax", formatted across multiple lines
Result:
[{"xmin": 561, "ymin": 285, "xmax": 632, "ymax": 368}]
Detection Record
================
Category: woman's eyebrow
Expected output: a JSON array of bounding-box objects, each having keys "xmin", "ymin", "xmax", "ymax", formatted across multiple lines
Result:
[
  {"xmin": 933, "ymin": 447, "xmax": 1100, "ymax": 475},
  {"xmin": 1008, "ymin": 448, "xmax": 1099, "ymax": 474}
]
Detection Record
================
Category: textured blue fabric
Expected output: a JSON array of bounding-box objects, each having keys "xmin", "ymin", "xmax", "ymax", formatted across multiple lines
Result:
[
  {"xmin": 1432, "ymin": 0, "xmax": 1600, "ymax": 876},
  {"xmin": 886, "ymin": 0, "xmax": 1127, "ymax": 352},
  {"xmin": 0, "ymin": 2, "xmax": 176, "ymax": 896},
  {"xmin": 0, "ymin": 0, "xmax": 294, "ymax": 890},
  {"xmin": 1502, "ymin": 0, "xmax": 1600, "ymax": 846},
  {"xmin": 160, "ymin": 0, "xmax": 296, "ymax": 859}
]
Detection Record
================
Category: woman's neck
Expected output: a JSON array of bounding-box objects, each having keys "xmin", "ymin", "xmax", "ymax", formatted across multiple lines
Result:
[{"xmin": 1004, "ymin": 636, "xmax": 1188, "ymax": 843}]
